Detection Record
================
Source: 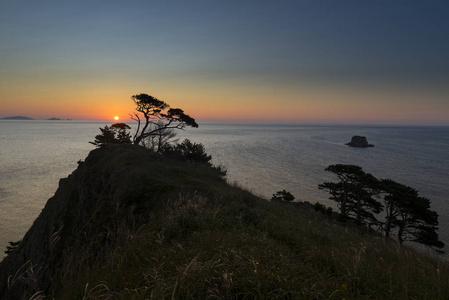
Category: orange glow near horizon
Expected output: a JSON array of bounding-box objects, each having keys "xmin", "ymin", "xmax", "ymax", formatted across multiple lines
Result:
[{"xmin": 1, "ymin": 83, "xmax": 448, "ymax": 125}]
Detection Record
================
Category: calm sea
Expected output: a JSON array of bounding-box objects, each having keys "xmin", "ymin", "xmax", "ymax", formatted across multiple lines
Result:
[{"xmin": 1, "ymin": 120, "xmax": 448, "ymax": 258}]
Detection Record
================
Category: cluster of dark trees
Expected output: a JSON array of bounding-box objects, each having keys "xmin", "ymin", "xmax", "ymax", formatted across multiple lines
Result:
[
  {"xmin": 90, "ymin": 93, "xmax": 224, "ymax": 175},
  {"xmin": 91, "ymin": 93, "xmax": 198, "ymax": 149},
  {"xmin": 319, "ymin": 164, "xmax": 444, "ymax": 252}
]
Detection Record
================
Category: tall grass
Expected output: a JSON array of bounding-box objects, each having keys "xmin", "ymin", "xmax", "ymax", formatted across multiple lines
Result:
[{"xmin": 54, "ymin": 189, "xmax": 449, "ymax": 299}]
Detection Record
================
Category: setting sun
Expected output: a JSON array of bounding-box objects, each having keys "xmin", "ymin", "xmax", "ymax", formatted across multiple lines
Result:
[{"xmin": 114, "ymin": 116, "xmax": 119, "ymax": 121}]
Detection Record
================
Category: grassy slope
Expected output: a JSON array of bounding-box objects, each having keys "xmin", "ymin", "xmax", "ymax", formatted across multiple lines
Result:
[{"xmin": 44, "ymin": 145, "xmax": 449, "ymax": 299}]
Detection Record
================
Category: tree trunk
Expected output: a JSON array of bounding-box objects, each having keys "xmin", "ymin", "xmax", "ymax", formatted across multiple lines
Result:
[
  {"xmin": 398, "ymin": 223, "xmax": 405, "ymax": 245},
  {"xmin": 356, "ymin": 199, "xmax": 362, "ymax": 223},
  {"xmin": 384, "ymin": 204, "xmax": 394, "ymax": 238},
  {"xmin": 341, "ymin": 182, "xmax": 347, "ymax": 216},
  {"xmin": 385, "ymin": 218, "xmax": 391, "ymax": 238},
  {"xmin": 134, "ymin": 136, "xmax": 141, "ymax": 145}
]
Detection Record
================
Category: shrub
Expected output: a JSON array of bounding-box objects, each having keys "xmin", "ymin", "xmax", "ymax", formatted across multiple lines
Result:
[
  {"xmin": 313, "ymin": 202, "xmax": 333, "ymax": 216},
  {"xmin": 162, "ymin": 139, "xmax": 227, "ymax": 177},
  {"xmin": 271, "ymin": 190, "xmax": 295, "ymax": 202}
]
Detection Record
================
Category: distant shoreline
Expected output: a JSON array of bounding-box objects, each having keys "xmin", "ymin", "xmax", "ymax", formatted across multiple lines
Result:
[
  {"xmin": 0, "ymin": 116, "xmax": 72, "ymax": 121},
  {"xmin": 0, "ymin": 116, "xmax": 33, "ymax": 120}
]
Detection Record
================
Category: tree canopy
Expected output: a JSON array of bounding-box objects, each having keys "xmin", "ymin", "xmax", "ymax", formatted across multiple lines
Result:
[
  {"xmin": 380, "ymin": 179, "xmax": 444, "ymax": 250},
  {"xmin": 318, "ymin": 164, "xmax": 382, "ymax": 224},
  {"xmin": 130, "ymin": 93, "xmax": 198, "ymax": 148}
]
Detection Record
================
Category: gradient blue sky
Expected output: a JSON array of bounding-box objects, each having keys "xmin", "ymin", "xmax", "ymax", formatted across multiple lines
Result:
[{"xmin": 1, "ymin": 0, "xmax": 448, "ymax": 124}]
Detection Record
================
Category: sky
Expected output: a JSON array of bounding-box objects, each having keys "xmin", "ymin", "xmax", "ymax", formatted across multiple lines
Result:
[{"xmin": 1, "ymin": 0, "xmax": 449, "ymax": 124}]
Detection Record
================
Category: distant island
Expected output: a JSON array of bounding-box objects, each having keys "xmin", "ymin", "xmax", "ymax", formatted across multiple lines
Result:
[
  {"xmin": 0, "ymin": 116, "xmax": 33, "ymax": 120},
  {"xmin": 0, "ymin": 116, "xmax": 72, "ymax": 121},
  {"xmin": 47, "ymin": 117, "xmax": 72, "ymax": 121}
]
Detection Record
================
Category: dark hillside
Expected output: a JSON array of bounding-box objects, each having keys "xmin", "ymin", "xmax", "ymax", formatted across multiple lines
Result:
[{"xmin": 1, "ymin": 144, "xmax": 448, "ymax": 299}]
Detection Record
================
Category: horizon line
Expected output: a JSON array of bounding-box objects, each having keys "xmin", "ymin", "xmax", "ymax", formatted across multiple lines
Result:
[{"xmin": 1, "ymin": 117, "xmax": 448, "ymax": 127}]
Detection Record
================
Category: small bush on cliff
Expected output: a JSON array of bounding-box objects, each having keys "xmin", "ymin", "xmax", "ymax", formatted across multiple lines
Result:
[
  {"xmin": 4, "ymin": 240, "xmax": 21, "ymax": 255},
  {"xmin": 90, "ymin": 123, "xmax": 132, "ymax": 147},
  {"xmin": 271, "ymin": 190, "xmax": 295, "ymax": 202},
  {"xmin": 161, "ymin": 139, "xmax": 211, "ymax": 164},
  {"xmin": 313, "ymin": 202, "xmax": 333, "ymax": 216},
  {"xmin": 162, "ymin": 139, "xmax": 226, "ymax": 176}
]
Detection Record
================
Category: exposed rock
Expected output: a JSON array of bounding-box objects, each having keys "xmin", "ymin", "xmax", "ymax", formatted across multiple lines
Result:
[{"xmin": 346, "ymin": 136, "xmax": 374, "ymax": 148}]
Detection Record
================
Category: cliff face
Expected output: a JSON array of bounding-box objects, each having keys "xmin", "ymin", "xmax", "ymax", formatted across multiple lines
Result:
[{"xmin": 0, "ymin": 144, "xmax": 187, "ymax": 298}]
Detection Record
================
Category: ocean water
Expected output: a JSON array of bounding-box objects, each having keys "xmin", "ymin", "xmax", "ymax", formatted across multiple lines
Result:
[{"xmin": 1, "ymin": 120, "xmax": 448, "ymax": 258}]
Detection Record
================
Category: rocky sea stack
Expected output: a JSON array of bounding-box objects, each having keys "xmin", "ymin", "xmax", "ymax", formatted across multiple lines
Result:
[{"xmin": 346, "ymin": 135, "xmax": 374, "ymax": 147}]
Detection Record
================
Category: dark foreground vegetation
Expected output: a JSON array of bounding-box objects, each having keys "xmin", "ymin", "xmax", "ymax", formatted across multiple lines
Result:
[{"xmin": 1, "ymin": 144, "xmax": 449, "ymax": 299}]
